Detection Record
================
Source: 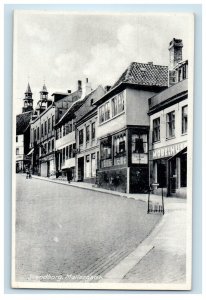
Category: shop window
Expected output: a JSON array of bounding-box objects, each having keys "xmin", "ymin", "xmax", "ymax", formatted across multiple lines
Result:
[
  {"xmin": 79, "ymin": 129, "xmax": 84, "ymax": 145},
  {"xmin": 153, "ymin": 117, "xmax": 160, "ymax": 142},
  {"xmin": 91, "ymin": 122, "xmax": 95, "ymax": 139},
  {"xmin": 182, "ymin": 105, "xmax": 188, "ymax": 134},
  {"xmin": 91, "ymin": 153, "xmax": 96, "ymax": 177},
  {"xmin": 166, "ymin": 111, "xmax": 175, "ymax": 138},
  {"xmin": 113, "ymin": 132, "xmax": 126, "ymax": 166},
  {"xmin": 100, "ymin": 136, "xmax": 112, "ymax": 168},
  {"xmin": 86, "ymin": 155, "xmax": 91, "ymax": 178},
  {"xmin": 131, "ymin": 133, "xmax": 148, "ymax": 164},
  {"xmin": 86, "ymin": 125, "xmax": 90, "ymax": 142}
]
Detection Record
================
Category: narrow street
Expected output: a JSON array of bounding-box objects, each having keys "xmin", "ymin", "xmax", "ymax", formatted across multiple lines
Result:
[{"xmin": 15, "ymin": 174, "xmax": 161, "ymax": 282}]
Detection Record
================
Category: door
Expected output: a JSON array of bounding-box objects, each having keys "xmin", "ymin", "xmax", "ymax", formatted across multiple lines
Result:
[{"xmin": 78, "ymin": 157, "xmax": 84, "ymax": 181}]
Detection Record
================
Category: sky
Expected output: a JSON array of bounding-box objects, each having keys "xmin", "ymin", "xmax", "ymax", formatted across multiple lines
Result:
[{"xmin": 13, "ymin": 11, "xmax": 193, "ymax": 114}]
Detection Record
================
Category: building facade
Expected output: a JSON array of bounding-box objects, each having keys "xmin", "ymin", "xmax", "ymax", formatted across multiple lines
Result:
[
  {"xmin": 148, "ymin": 65, "xmax": 188, "ymax": 198},
  {"xmin": 75, "ymin": 85, "xmax": 105, "ymax": 183},
  {"xmin": 30, "ymin": 83, "xmax": 82, "ymax": 177},
  {"xmin": 148, "ymin": 39, "xmax": 188, "ymax": 198},
  {"xmin": 95, "ymin": 62, "xmax": 168, "ymax": 193}
]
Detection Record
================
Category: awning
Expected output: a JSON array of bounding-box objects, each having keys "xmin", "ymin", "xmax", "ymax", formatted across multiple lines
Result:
[
  {"xmin": 168, "ymin": 146, "xmax": 187, "ymax": 161},
  {"xmin": 27, "ymin": 148, "xmax": 34, "ymax": 155}
]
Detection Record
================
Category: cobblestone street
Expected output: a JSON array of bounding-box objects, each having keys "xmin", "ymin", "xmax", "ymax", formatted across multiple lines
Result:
[{"xmin": 15, "ymin": 174, "xmax": 161, "ymax": 282}]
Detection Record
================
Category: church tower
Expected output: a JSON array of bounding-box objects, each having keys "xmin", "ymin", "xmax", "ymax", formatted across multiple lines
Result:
[
  {"xmin": 22, "ymin": 83, "xmax": 33, "ymax": 113},
  {"xmin": 36, "ymin": 83, "xmax": 52, "ymax": 115}
]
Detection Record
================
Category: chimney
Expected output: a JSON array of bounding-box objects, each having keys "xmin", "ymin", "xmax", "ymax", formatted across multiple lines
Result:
[
  {"xmin": 105, "ymin": 85, "xmax": 111, "ymax": 92},
  {"xmin": 77, "ymin": 80, "xmax": 82, "ymax": 90},
  {"xmin": 168, "ymin": 38, "xmax": 183, "ymax": 69},
  {"xmin": 148, "ymin": 62, "xmax": 153, "ymax": 65},
  {"xmin": 81, "ymin": 78, "xmax": 92, "ymax": 99}
]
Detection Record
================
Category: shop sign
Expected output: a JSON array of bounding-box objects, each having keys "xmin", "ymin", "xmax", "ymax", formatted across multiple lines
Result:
[
  {"xmin": 132, "ymin": 153, "xmax": 148, "ymax": 164},
  {"xmin": 153, "ymin": 142, "xmax": 187, "ymax": 159}
]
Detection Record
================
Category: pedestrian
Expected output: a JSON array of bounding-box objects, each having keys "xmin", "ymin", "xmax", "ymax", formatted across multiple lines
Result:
[
  {"xmin": 26, "ymin": 167, "xmax": 29, "ymax": 179},
  {"xmin": 67, "ymin": 169, "xmax": 72, "ymax": 183},
  {"xmin": 29, "ymin": 167, "xmax": 32, "ymax": 179}
]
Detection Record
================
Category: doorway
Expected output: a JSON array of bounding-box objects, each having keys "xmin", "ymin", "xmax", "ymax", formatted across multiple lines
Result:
[{"xmin": 78, "ymin": 157, "xmax": 84, "ymax": 181}]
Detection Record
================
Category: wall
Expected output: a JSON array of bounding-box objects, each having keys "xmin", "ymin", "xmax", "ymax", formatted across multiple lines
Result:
[{"xmin": 126, "ymin": 88, "xmax": 156, "ymax": 126}]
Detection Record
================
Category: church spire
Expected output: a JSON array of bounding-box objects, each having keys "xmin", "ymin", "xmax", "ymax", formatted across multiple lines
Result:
[{"xmin": 22, "ymin": 82, "xmax": 33, "ymax": 113}]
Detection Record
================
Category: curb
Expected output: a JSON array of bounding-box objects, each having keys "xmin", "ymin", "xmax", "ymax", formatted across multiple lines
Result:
[
  {"xmin": 31, "ymin": 175, "xmax": 147, "ymax": 202},
  {"xmin": 99, "ymin": 213, "xmax": 167, "ymax": 283}
]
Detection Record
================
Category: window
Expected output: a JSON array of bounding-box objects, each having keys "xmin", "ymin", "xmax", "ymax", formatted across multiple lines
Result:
[
  {"xmin": 37, "ymin": 127, "xmax": 40, "ymax": 140},
  {"xmin": 69, "ymin": 145, "xmax": 72, "ymax": 158},
  {"xmin": 48, "ymin": 118, "xmax": 51, "ymax": 133},
  {"xmin": 48, "ymin": 141, "xmax": 51, "ymax": 153},
  {"xmin": 41, "ymin": 124, "xmax": 44, "ymax": 136},
  {"xmin": 99, "ymin": 102, "xmax": 110, "ymax": 124},
  {"xmin": 52, "ymin": 115, "xmax": 55, "ymax": 130},
  {"xmin": 182, "ymin": 105, "xmax": 188, "ymax": 134},
  {"xmin": 16, "ymin": 148, "xmax": 19, "ymax": 155},
  {"xmin": 79, "ymin": 129, "xmax": 84, "ymax": 145},
  {"xmin": 66, "ymin": 146, "xmax": 69, "ymax": 159},
  {"xmin": 16, "ymin": 136, "xmax": 18, "ymax": 142},
  {"xmin": 86, "ymin": 125, "xmax": 90, "ymax": 142},
  {"xmin": 112, "ymin": 93, "xmax": 124, "ymax": 117},
  {"xmin": 62, "ymin": 125, "xmax": 66, "ymax": 137},
  {"xmin": 153, "ymin": 117, "xmax": 160, "ymax": 142},
  {"xmin": 72, "ymin": 143, "xmax": 76, "ymax": 158},
  {"xmin": 45, "ymin": 121, "xmax": 47, "ymax": 135},
  {"xmin": 52, "ymin": 139, "xmax": 54, "ymax": 151},
  {"xmin": 105, "ymin": 102, "xmax": 110, "ymax": 121},
  {"xmin": 100, "ymin": 136, "xmax": 112, "ymax": 168},
  {"xmin": 113, "ymin": 132, "xmax": 126, "ymax": 166},
  {"xmin": 34, "ymin": 129, "xmax": 36, "ymax": 141},
  {"xmin": 99, "ymin": 105, "xmax": 105, "ymax": 123},
  {"xmin": 131, "ymin": 133, "xmax": 148, "ymax": 164},
  {"xmin": 44, "ymin": 143, "xmax": 47, "ymax": 154},
  {"xmin": 166, "ymin": 111, "xmax": 175, "ymax": 138},
  {"xmin": 91, "ymin": 122, "xmax": 95, "ymax": 139}
]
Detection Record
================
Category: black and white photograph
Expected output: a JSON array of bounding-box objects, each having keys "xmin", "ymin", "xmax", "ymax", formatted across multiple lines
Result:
[{"xmin": 12, "ymin": 10, "xmax": 194, "ymax": 290}]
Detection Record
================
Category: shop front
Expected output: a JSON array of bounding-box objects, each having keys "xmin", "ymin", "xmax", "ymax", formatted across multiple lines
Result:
[
  {"xmin": 98, "ymin": 126, "xmax": 149, "ymax": 193},
  {"xmin": 151, "ymin": 142, "xmax": 187, "ymax": 198}
]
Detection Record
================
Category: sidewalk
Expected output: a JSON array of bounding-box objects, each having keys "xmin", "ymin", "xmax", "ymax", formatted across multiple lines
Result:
[{"xmin": 31, "ymin": 174, "xmax": 186, "ymax": 209}]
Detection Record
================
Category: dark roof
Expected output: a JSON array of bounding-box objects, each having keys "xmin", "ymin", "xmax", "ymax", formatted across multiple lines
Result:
[
  {"xmin": 112, "ymin": 62, "xmax": 168, "ymax": 89},
  {"xmin": 16, "ymin": 111, "xmax": 33, "ymax": 135}
]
